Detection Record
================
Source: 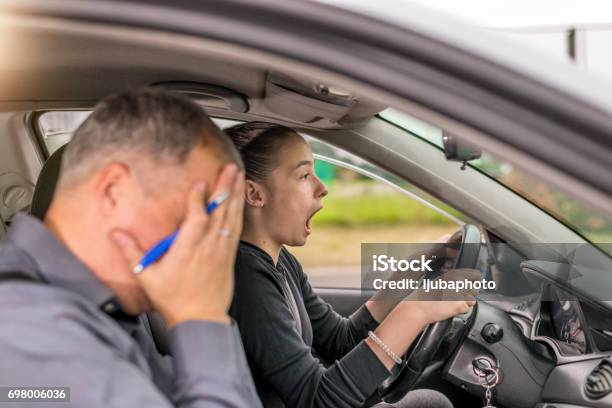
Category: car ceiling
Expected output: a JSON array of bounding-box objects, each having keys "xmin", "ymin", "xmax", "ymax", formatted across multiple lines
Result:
[{"xmin": 0, "ymin": 18, "xmax": 385, "ymax": 128}]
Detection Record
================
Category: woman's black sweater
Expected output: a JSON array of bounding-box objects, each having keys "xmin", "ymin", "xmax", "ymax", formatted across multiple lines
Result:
[{"xmin": 229, "ymin": 241, "xmax": 390, "ymax": 408}]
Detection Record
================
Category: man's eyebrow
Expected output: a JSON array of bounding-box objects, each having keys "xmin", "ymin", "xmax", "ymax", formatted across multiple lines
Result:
[{"xmin": 294, "ymin": 160, "xmax": 312, "ymax": 170}]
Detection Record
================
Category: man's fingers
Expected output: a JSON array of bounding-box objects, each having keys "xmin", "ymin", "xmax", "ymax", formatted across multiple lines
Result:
[
  {"xmin": 175, "ymin": 181, "xmax": 209, "ymax": 248},
  {"xmin": 110, "ymin": 229, "xmax": 145, "ymax": 271},
  {"xmin": 216, "ymin": 167, "xmax": 244, "ymax": 233},
  {"xmin": 205, "ymin": 164, "xmax": 239, "ymax": 239},
  {"xmin": 209, "ymin": 164, "xmax": 239, "ymax": 207},
  {"xmin": 223, "ymin": 170, "xmax": 245, "ymax": 239}
]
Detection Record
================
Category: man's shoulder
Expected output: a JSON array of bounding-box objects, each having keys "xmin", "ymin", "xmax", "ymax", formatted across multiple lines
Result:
[
  {"xmin": 0, "ymin": 280, "xmax": 104, "ymax": 326},
  {"xmin": 0, "ymin": 276, "xmax": 132, "ymax": 354},
  {"xmin": 0, "ymin": 239, "xmax": 137, "ymax": 355},
  {"xmin": 0, "ymin": 240, "xmax": 39, "ymax": 278},
  {"xmin": 0, "ymin": 285, "xmax": 152, "ymax": 400},
  {"xmin": 0, "ymin": 239, "xmax": 85, "ymax": 309}
]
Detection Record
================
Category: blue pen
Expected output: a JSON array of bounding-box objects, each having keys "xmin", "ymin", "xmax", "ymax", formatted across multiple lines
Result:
[{"xmin": 133, "ymin": 192, "xmax": 230, "ymax": 274}]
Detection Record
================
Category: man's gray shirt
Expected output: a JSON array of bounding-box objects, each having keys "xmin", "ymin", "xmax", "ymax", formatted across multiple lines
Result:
[{"xmin": 0, "ymin": 213, "xmax": 262, "ymax": 407}]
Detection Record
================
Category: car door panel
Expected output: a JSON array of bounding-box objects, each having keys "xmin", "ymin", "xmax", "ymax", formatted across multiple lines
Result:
[{"xmin": 315, "ymin": 287, "xmax": 374, "ymax": 317}]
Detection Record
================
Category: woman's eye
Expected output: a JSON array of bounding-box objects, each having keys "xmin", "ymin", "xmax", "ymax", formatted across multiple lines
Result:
[{"xmin": 301, "ymin": 173, "xmax": 310, "ymax": 180}]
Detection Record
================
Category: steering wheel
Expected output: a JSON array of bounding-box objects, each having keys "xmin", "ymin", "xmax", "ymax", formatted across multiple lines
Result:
[{"xmin": 377, "ymin": 223, "xmax": 482, "ymax": 404}]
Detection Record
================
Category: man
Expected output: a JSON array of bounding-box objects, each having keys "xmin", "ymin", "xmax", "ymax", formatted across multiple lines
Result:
[{"xmin": 0, "ymin": 89, "xmax": 262, "ymax": 407}]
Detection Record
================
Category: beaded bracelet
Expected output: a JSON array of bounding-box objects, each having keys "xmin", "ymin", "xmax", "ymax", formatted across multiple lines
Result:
[{"xmin": 368, "ymin": 331, "xmax": 403, "ymax": 365}]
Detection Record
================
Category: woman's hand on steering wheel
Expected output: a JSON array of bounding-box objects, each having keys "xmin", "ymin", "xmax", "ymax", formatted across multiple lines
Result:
[
  {"xmin": 399, "ymin": 297, "xmax": 475, "ymax": 327},
  {"xmin": 376, "ymin": 224, "xmax": 482, "ymax": 404}
]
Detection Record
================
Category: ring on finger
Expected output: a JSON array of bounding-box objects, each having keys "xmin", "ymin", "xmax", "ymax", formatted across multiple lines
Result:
[{"xmin": 218, "ymin": 227, "xmax": 231, "ymax": 238}]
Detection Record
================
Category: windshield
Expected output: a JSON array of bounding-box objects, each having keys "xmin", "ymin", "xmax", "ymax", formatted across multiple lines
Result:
[{"xmin": 379, "ymin": 108, "xmax": 612, "ymax": 248}]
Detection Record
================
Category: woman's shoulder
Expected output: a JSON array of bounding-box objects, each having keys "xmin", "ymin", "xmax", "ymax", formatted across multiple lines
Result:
[
  {"xmin": 233, "ymin": 243, "xmax": 285, "ymax": 304},
  {"xmin": 235, "ymin": 242, "xmax": 281, "ymax": 285},
  {"xmin": 237, "ymin": 242, "xmax": 269, "ymax": 269}
]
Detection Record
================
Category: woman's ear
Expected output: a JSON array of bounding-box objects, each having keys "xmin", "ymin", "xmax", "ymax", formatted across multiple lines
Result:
[{"xmin": 245, "ymin": 179, "xmax": 265, "ymax": 208}]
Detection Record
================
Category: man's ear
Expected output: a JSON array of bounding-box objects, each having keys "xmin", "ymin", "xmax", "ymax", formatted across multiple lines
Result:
[
  {"xmin": 245, "ymin": 179, "xmax": 265, "ymax": 208},
  {"xmin": 93, "ymin": 162, "xmax": 132, "ymax": 216}
]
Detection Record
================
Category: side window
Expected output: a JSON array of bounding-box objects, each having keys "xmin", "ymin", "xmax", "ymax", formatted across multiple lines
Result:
[
  {"xmin": 36, "ymin": 111, "xmax": 240, "ymax": 156},
  {"xmin": 290, "ymin": 137, "xmax": 465, "ymax": 289},
  {"xmin": 37, "ymin": 111, "xmax": 90, "ymax": 155}
]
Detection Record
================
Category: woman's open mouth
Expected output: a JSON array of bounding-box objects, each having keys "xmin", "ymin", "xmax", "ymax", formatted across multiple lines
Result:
[{"xmin": 305, "ymin": 206, "xmax": 323, "ymax": 235}]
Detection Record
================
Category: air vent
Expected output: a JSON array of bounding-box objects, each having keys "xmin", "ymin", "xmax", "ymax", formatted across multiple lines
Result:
[{"xmin": 585, "ymin": 359, "xmax": 612, "ymax": 399}]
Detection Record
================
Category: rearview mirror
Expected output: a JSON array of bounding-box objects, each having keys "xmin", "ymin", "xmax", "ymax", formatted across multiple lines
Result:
[{"xmin": 442, "ymin": 133, "xmax": 482, "ymax": 169}]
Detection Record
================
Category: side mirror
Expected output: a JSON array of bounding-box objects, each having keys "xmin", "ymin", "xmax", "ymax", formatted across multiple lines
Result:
[{"xmin": 442, "ymin": 133, "xmax": 482, "ymax": 169}]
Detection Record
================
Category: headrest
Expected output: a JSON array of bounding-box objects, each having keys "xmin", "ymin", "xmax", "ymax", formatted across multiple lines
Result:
[{"xmin": 30, "ymin": 144, "xmax": 67, "ymax": 220}]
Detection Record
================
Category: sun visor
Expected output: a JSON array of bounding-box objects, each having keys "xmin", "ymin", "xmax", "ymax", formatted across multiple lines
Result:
[{"xmin": 263, "ymin": 72, "xmax": 385, "ymax": 125}]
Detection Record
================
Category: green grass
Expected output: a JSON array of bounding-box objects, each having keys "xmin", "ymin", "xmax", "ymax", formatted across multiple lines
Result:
[{"xmin": 312, "ymin": 192, "xmax": 456, "ymax": 227}]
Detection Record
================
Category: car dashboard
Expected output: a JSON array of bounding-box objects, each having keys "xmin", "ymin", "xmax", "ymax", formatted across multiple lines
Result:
[{"xmin": 440, "ymin": 233, "xmax": 612, "ymax": 408}]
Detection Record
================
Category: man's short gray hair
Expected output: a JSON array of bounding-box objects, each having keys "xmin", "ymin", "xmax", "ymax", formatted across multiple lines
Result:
[{"xmin": 59, "ymin": 87, "xmax": 240, "ymax": 186}]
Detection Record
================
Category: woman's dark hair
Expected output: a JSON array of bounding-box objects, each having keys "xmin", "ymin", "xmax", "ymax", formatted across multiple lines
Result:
[{"xmin": 224, "ymin": 122, "xmax": 301, "ymax": 182}]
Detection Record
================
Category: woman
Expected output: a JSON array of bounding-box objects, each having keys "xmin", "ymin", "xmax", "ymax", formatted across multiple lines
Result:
[{"xmin": 226, "ymin": 122, "xmax": 474, "ymax": 408}]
